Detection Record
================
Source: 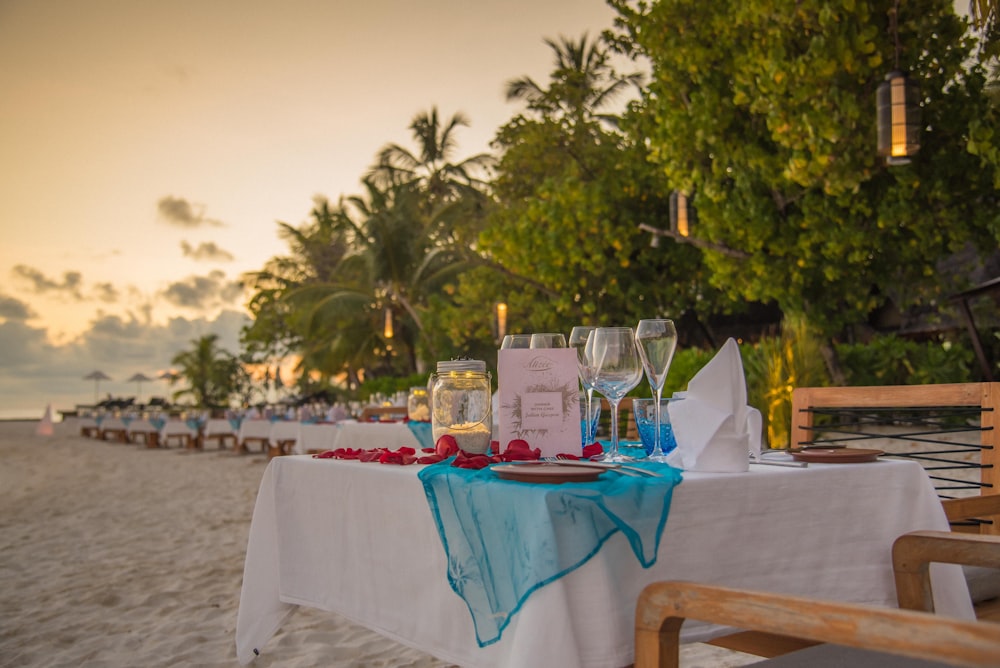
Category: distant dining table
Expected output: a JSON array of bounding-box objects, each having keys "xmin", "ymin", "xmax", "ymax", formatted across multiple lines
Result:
[
  {"xmin": 290, "ymin": 420, "xmax": 430, "ymax": 454},
  {"xmin": 235, "ymin": 456, "xmax": 973, "ymax": 668}
]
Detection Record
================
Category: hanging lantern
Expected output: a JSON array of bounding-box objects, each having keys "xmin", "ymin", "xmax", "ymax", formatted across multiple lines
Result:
[
  {"xmin": 669, "ymin": 190, "xmax": 695, "ymax": 237},
  {"xmin": 877, "ymin": 71, "xmax": 920, "ymax": 165},
  {"xmin": 383, "ymin": 308, "xmax": 394, "ymax": 339}
]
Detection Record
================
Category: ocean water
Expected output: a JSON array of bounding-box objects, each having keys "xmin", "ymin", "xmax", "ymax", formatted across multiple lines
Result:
[{"xmin": 0, "ymin": 408, "xmax": 62, "ymax": 422}]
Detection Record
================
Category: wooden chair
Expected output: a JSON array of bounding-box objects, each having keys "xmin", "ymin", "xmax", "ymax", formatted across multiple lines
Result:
[
  {"xmin": 704, "ymin": 477, "xmax": 1000, "ymax": 659},
  {"xmin": 895, "ymin": 494, "xmax": 1000, "ymax": 623},
  {"xmin": 636, "ymin": 529, "xmax": 1000, "ymax": 667},
  {"xmin": 635, "ymin": 581, "xmax": 1000, "ymax": 668},
  {"xmin": 790, "ymin": 383, "xmax": 999, "ymax": 536}
]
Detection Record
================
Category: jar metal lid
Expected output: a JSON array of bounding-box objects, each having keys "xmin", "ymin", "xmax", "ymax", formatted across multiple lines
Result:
[{"xmin": 436, "ymin": 359, "xmax": 487, "ymax": 373}]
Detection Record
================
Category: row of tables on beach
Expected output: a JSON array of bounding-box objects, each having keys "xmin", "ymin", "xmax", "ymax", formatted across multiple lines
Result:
[{"xmin": 73, "ymin": 413, "xmax": 432, "ymax": 456}]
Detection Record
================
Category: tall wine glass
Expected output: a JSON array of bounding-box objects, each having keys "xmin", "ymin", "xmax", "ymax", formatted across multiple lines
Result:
[
  {"xmin": 587, "ymin": 327, "xmax": 643, "ymax": 462},
  {"xmin": 529, "ymin": 333, "xmax": 567, "ymax": 348},
  {"xmin": 569, "ymin": 326, "xmax": 597, "ymax": 446},
  {"xmin": 635, "ymin": 319, "xmax": 678, "ymax": 462}
]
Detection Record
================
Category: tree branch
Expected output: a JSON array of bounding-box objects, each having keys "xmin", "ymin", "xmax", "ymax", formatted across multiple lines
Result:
[{"xmin": 637, "ymin": 223, "xmax": 751, "ymax": 259}]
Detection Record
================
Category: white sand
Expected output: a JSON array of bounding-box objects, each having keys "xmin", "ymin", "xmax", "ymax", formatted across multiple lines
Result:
[{"xmin": 0, "ymin": 421, "xmax": 756, "ymax": 668}]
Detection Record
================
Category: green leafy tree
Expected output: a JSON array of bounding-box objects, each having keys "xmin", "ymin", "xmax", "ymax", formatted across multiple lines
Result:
[
  {"xmin": 170, "ymin": 334, "xmax": 241, "ymax": 408},
  {"xmin": 610, "ymin": 0, "xmax": 999, "ymax": 355},
  {"xmin": 457, "ymin": 33, "xmax": 726, "ymax": 340}
]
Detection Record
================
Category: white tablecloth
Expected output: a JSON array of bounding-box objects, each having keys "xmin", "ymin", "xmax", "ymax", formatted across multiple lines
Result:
[
  {"xmin": 290, "ymin": 421, "xmax": 421, "ymax": 454},
  {"xmin": 236, "ymin": 458, "xmax": 973, "ymax": 668},
  {"xmin": 126, "ymin": 418, "xmax": 159, "ymax": 437},
  {"xmin": 296, "ymin": 423, "xmax": 339, "ymax": 453},
  {"xmin": 238, "ymin": 420, "xmax": 273, "ymax": 449},
  {"xmin": 160, "ymin": 419, "xmax": 197, "ymax": 441},
  {"xmin": 204, "ymin": 418, "xmax": 237, "ymax": 438},
  {"xmin": 98, "ymin": 416, "xmax": 127, "ymax": 433},
  {"xmin": 267, "ymin": 421, "xmax": 301, "ymax": 448}
]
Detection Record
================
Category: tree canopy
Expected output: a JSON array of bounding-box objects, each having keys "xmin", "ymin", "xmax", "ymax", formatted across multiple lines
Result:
[
  {"xmin": 609, "ymin": 0, "xmax": 999, "ymax": 340},
  {"xmin": 236, "ymin": 2, "xmax": 1000, "ymax": 396}
]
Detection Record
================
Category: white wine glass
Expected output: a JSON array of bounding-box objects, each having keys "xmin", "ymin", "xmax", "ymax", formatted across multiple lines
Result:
[
  {"xmin": 587, "ymin": 327, "xmax": 643, "ymax": 462},
  {"xmin": 635, "ymin": 319, "xmax": 678, "ymax": 462},
  {"xmin": 500, "ymin": 334, "xmax": 532, "ymax": 349},
  {"xmin": 569, "ymin": 326, "xmax": 597, "ymax": 446},
  {"xmin": 529, "ymin": 333, "xmax": 567, "ymax": 348}
]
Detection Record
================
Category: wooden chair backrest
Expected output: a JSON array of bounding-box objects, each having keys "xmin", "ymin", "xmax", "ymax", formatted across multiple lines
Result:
[
  {"xmin": 599, "ymin": 397, "xmax": 639, "ymax": 441},
  {"xmin": 359, "ymin": 405, "xmax": 408, "ymax": 422},
  {"xmin": 791, "ymin": 383, "xmax": 999, "ymax": 535}
]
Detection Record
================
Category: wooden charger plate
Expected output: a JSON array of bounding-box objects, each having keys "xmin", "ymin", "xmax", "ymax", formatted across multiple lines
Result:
[
  {"xmin": 790, "ymin": 448, "xmax": 884, "ymax": 464},
  {"xmin": 492, "ymin": 463, "xmax": 604, "ymax": 484}
]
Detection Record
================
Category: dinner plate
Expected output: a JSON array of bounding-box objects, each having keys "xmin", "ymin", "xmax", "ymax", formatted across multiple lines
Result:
[
  {"xmin": 492, "ymin": 463, "xmax": 604, "ymax": 484},
  {"xmin": 789, "ymin": 447, "xmax": 884, "ymax": 464}
]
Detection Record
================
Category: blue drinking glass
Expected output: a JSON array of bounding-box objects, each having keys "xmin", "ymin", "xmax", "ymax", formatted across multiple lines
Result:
[{"xmin": 633, "ymin": 397, "xmax": 678, "ymax": 456}]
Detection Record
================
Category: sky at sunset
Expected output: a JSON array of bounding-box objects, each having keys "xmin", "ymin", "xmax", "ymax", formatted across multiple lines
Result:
[{"xmin": 0, "ymin": 0, "xmax": 621, "ymax": 415}]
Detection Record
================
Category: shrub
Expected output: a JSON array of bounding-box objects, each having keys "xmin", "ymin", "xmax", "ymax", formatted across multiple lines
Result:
[{"xmin": 835, "ymin": 335, "xmax": 974, "ymax": 386}]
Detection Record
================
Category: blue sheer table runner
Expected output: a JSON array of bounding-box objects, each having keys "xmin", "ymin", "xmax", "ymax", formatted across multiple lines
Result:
[
  {"xmin": 418, "ymin": 461, "xmax": 683, "ymax": 647},
  {"xmin": 406, "ymin": 421, "xmax": 434, "ymax": 449}
]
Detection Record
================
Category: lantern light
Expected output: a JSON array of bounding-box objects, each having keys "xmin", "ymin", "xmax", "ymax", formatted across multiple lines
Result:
[
  {"xmin": 877, "ymin": 71, "xmax": 920, "ymax": 165},
  {"xmin": 495, "ymin": 302, "xmax": 508, "ymax": 343},
  {"xmin": 383, "ymin": 308, "xmax": 393, "ymax": 339},
  {"xmin": 669, "ymin": 190, "xmax": 695, "ymax": 238}
]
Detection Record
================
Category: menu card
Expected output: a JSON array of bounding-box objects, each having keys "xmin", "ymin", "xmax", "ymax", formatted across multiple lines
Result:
[{"xmin": 498, "ymin": 348, "xmax": 581, "ymax": 458}]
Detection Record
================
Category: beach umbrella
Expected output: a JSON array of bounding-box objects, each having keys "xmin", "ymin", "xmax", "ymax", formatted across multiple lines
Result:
[
  {"xmin": 127, "ymin": 372, "xmax": 154, "ymax": 402},
  {"xmin": 83, "ymin": 370, "xmax": 111, "ymax": 402}
]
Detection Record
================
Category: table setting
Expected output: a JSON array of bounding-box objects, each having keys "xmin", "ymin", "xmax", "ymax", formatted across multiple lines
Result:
[{"xmin": 235, "ymin": 322, "xmax": 974, "ymax": 667}]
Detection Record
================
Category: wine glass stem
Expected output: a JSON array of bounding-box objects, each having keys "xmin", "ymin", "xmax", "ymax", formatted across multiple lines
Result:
[
  {"xmin": 652, "ymin": 386, "xmax": 664, "ymax": 457},
  {"xmin": 585, "ymin": 387, "xmax": 594, "ymax": 444},
  {"xmin": 609, "ymin": 398, "xmax": 621, "ymax": 459}
]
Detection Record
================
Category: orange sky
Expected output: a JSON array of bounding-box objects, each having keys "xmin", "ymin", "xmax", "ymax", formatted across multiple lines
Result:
[{"xmin": 0, "ymin": 0, "xmax": 620, "ymax": 413}]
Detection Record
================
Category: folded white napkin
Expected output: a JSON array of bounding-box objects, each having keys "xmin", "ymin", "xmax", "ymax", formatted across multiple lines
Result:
[{"xmin": 666, "ymin": 338, "xmax": 762, "ymax": 472}]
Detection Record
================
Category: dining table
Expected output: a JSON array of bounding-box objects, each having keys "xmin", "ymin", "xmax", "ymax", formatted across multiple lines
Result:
[{"xmin": 235, "ymin": 455, "xmax": 973, "ymax": 668}]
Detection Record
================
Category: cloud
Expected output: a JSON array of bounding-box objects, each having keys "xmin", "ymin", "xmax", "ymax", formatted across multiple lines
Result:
[
  {"xmin": 180, "ymin": 240, "xmax": 235, "ymax": 262},
  {"xmin": 11, "ymin": 265, "xmax": 84, "ymax": 300},
  {"xmin": 91, "ymin": 282, "xmax": 120, "ymax": 303},
  {"xmin": 161, "ymin": 270, "xmax": 244, "ymax": 310},
  {"xmin": 0, "ymin": 309, "xmax": 251, "ymax": 411},
  {"xmin": 156, "ymin": 195, "xmax": 224, "ymax": 228},
  {"xmin": 0, "ymin": 294, "xmax": 37, "ymax": 320}
]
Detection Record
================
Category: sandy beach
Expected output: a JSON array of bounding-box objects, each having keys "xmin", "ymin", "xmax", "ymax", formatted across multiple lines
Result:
[{"xmin": 0, "ymin": 420, "xmax": 752, "ymax": 668}]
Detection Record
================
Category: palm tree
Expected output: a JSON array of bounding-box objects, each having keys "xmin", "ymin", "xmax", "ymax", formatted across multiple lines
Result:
[
  {"xmin": 287, "ymin": 177, "xmax": 481, "ymax": 376},
  {"xmin": 368, "ymin": 107, "xmax": 495, "ymax": 213},
  {"xmin": 170, "ymin": 334, "xmax": 241, "ymax": 408},
  {"xmin": 504, "ymin": 33, "xmax": 643, "ymax": 127},
  {"xmin": 243, "ymin": 109, "xmax": 493, "ymax": 384}
]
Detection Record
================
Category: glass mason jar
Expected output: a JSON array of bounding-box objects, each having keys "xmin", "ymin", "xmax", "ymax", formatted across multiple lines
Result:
[
  {"xmin": 430, "ymin": 359, "xmax": 492, "ymax": 454},
  {"xmin": 407, "ymin": 386, "xmax": 430, "ymax": 422}
]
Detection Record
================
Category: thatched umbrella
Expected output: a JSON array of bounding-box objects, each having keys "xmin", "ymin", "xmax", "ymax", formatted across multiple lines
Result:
[
  {"xmin": 127, "ymin": 372, "xmax": 154, "ymax": 402},
  {"xmin": 83, "ymin": 370, "xmax": 111, "ymax": 402}
]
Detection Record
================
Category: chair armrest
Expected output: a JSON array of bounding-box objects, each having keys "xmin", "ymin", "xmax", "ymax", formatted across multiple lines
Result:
[
  {"xmin": 892, "ymin": 530, "xmax": 1000, "ymax": 612},
  {"xmin": 635, "ymin": 580, "xmax": 1000, "ymax": 668},
  {"xmin": 943, "ymin": 494, "xmax": 1000, "ymax": 525}
]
